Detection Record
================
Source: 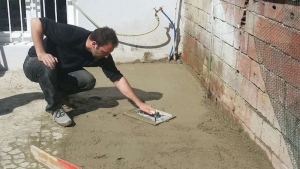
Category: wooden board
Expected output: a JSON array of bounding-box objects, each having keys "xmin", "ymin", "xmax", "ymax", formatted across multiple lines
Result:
[{"xmin": 30, "ymin": 145, "xmax": 81, "ymax": 169}]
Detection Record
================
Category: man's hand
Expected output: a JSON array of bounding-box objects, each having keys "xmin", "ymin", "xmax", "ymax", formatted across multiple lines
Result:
[
  {"xmin": 38, "ymin": 53, "xmax": 58, "ymax": 69},
  {"xmin": 138, "ymin": 102, "xmax": 155, "ymax": 115},
  {"xmin": 30, "ymin": 18, "xmax": 58, "ymax": 69},
  {"xmin": 114, "ymin": 77, "xmax": 155, "ymax": 115}
]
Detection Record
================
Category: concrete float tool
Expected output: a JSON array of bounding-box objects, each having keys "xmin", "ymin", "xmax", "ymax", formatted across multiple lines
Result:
[
  {"xmin": 124, "ymin": 108, "xmax": 176, "ymax": 126},
  {"xmin": 30, "ymin": 145, "xmax": 81, "ymax": 169}
]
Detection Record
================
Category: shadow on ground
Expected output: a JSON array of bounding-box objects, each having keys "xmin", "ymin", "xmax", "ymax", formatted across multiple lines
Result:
[
  {"xmin": 68, "ymin": 87, "xmax": 162, "ymax": 118},
  {"xmin": 0, "ymin": 92, "xmax": 44, "ymax": 116},
  {"xmin": 0, "ymin": 71, "xmax": 6, "ymax": 77},
  {"xmin": 0, "ymin": 87, "xmax": 162, "ymax": 116}
]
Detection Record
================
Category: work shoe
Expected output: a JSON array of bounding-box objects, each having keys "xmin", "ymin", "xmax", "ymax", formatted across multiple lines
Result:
[{"xmin": 52, "ymin": 108, "xmax": 72, "ymax": 127}]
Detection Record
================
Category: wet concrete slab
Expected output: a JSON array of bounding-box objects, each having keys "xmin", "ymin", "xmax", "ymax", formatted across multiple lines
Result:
[{"xmin": 0, "ymin": 63, "xmax": 273, "ymax": 169}]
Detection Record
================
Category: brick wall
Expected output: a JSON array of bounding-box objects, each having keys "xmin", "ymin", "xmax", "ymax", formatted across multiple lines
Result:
[{"xmin": 181, "ymin": 0, "xmax": 300, "ymax": 168}]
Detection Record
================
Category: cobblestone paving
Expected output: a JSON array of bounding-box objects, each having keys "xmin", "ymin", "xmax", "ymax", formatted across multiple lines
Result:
[{"xmin": 0, "ymin": 71, "xmax": 67, "ymax": 169}]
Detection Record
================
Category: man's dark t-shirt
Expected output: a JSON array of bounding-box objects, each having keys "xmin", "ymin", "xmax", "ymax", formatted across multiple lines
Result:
[{"xmin": 28, "ymin": 18, "xmax": 123, "ymax": 82}]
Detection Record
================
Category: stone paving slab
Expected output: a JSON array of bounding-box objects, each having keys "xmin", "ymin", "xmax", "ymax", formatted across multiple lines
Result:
[{"xmin": 0, "ymin": 70, "xmax": 66, "ymax": 169}]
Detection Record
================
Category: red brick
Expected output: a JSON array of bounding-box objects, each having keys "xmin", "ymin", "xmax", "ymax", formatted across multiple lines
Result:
[
  {"xmin": 191, "ymin": 6, "xmax": 199, "ymax": 25},
  {"xmin": 202, "ymin": 29, "xmax": 211, "ymax": 50},
  {"xmin": 194, "ymin": 24, "xmax": 202, "ymax": 41},
  {"xmin": 236, "ymin": 52, "xmax": 251, "ymax": 79},
  {"xmin": 190, "ymin": 37, "xmax": 198, "ymax": 56},
  {"xmin": 196, "ymin": 41, "xmax": 204, "ymax": 60},
  {"xmin": 220, "ymin": 61, "xmax": 241, "ymax": 92},
  {"xmin": 183, "ymin": 19, "xmax": 191, "ymax": 34},
  {"xmin": 203, "ymin": 46, "xmax": 211, "ymax": 67},
  {"xmin": 214, "ymin": 18, "xmax": 224, "ymax": 39},
  {"xmin": 264, "ymin": 2, "xmax": 284, "ymax": 21},
  {"xmin": 198, "ymin": 10, "xmax": 205, "ymax": 28},
  {"xmin": 184, "ymin": 18, "xmax": 195, "ymax": 37},
  {"xmin": 203, "ymin": 0, "xmax": 211, "ymax": 13},
  {"xmin": 213, "ymin": 36, "xmax": 223, "ymax": 57},
  {"xmin": 292, "ymin": 9, "xmax": 300, "ymax": 31},
  {"xmin": 271, "ymin": 154, "xmax": 288, "ymax": 169},
  {"xmin": 244, "ymin": 11, "xmax": 254, "ymax": 35},
  {"xmin": 183, "ymin": 33, "xmax": 192, "ymax": 52},
  {"xmin": 263, "ymin": 47, "xmax": 282, "ymax": 76},
  {"xmin": 184, "ymin": 3, "xmax": 193, "ymax": 21},
  {"xmin": 211, "ymin": 54, "xmax": 223, "ymax": 78},
  {"xmin": 233, "ymin": 27, "xmax": 240, "ymax": 50},
  {"xmin": 286, "ymin": 84, "xmax": 300, "ymax": 119},
  {"xmin": 233, "ymin": 95, "xmax": 247, "ymax": 122},
  {"xmin": 278, "ymin": 136, "xmax": 294, "ymax": 169},
  {"xmin": 240, "ymin": 31, "xmax": 248, "ymax": 54},
  {"xmin": 261, "ymin": 121, "xmax": 281, "ymax": 155},
  {"xmin": 198, "ymin": 59, "xmax": 204, "ymax": 75},
  {"xmin": 240, "ymin": 76, "xmax": 258, "ymax": 108},
  {"xmin": 288, "ymin": 32, "xmax": 300, "ymax": 61},
  {"xmin": 270, "ymin": 21, "xmax": 287, "ymax": 45},
  {"xmin": 257, "ymin": 90, "xmax": 275, "ymax": 123},
  {"xmin": 244, "ymin": 107, "xmax": 263, "ymax": 138},
  {"xmin": 210, "ymin": 72, "xmax": 224, "ymax": 98},
  {"xmin": 187, "ymin": 52, "xmax": 200, "ymax": 74},
  {"xmin": 197, "ymin": 10, "xmax": 205, "ymax": 27},
  {"xmin": 186, "ymin": 49, "xmax": 193, "ymax": 65},
  {"xmin": 193, "ymin": 54, "xmax": 200, "ymax": 74},
  {"xmin": 222, "ymin": 23, "xmax": 235, "ymax": 46},
  {"xmin": 212, "ymin": 54, "xmax": 237, "ymax": 89},
  {"xmin": 234, "ymin": 6, "xmax": 244, "ymax": 27},
  {"xmin": 254, "ymin": 15, "xmax": 271, "ymax": 42},
  {"xmin": 205, "ymin": 13, "xmax": 212, "ymax": 33},
  {"xmin": 225, "ymin": 4, "xmax": 235, "ymax": 26},
  {"xmin": 248, "ymin": 0, "xmax": 265, "ymax": 15},
  {"xmin": 253, "ymin": 36, "xmax": 271, "ymax": 63},
  {"xmin": 221, "ymin": 83, "xmax": 236, "ymax": 111},
  {"xmin": 282, "ymin": 55, "xmax": 300, "ymax": 89},
  {"xmin": 269, "ymin": 22, "xmax": 299, "ymax": 60},
  {"xmin": 189, "ymin": 0, "xmax": 197, "ymax": 7},
  {"xmin": 201, "ymin": 64, "xmax": 210, "ymax": 85},
  {"xmin": 272, "ymin": 100, "xmax": 285, "ymax": 132},
  {"xmin": 250, "ymin": 60, "xmax": 266, "ymax": 92},
  {"xmin": 182, "ymin": 46, "xmax": 188, "ymax": 61},
  {"xmin": 198, "ymin": 0, "xmax": 204, "ymax": 10},
  {"xmin": 198, "ymin": 43, "xmax": 209, "ymax": 67},
  {"xmin": 281, "ymin": 6, "xmax": 300, "ymax": 31},
  {"xmin": 221, "ymin": 42, "xmax": 238, "ymax": 68},
  {"xmin": 224, "ymin": 0, "xmax": 247, "ymax": 8},
  {"xmin": 213, "ymin": 2, "xmax": 227, "ymax": 21},
  {"xmin": 263, "ymin": 69, "xmax": 285, "ymax": 105}
]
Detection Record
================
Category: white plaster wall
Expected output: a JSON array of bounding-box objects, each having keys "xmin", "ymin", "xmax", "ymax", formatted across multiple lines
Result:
[
  {"xmin": 76, "ymin": 0, "xmax": 179, "ymax": 62},
  {"xmin": 0, "ymin": 45, "xmax": 32, "ymax": 70},
  {"xmin": 0, "ymin": 0, "xmax": 182, "ymax": 70}
]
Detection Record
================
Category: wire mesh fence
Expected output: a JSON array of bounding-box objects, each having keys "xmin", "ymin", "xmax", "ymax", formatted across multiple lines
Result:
[
  {"xmin": 287, "ymin": 0, "xmax": 300, "ymax": 5},
  {"xmin": 254, "ymin": 4, "xmax": 300, "ymax": 169}
]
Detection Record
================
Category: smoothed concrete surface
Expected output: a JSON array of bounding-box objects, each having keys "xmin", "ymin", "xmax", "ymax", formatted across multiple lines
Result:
[{"xmin": 0, "ymin": 63, "xmax": 273, "ymax": 169}]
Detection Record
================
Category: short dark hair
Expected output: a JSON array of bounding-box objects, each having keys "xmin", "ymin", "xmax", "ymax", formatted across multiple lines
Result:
[{"xmin": 89, "ymin": 27, "xmax": 118, "ymax": 47}]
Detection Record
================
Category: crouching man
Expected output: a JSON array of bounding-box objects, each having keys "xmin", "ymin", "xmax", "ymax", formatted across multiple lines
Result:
[{"xmin": 23, "ymin": 18, "xmax": 154, "ymax": 127}]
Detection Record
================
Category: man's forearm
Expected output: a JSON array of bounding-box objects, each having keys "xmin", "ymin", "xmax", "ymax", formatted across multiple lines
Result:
[
  {"xmin": 31, "ymin": 18, "xmax": 45, "ymax": 58},
  {"xmin": 114, "ymin": 77, "xmax": 143, "ymax": 106}
]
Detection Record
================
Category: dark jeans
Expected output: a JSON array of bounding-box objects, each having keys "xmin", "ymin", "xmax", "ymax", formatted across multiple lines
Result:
[{"xmin": 23, "ymin": 56, "xmax": 96, "ymax": 111}]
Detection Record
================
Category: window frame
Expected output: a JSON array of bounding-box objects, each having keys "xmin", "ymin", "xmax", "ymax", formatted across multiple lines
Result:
[{"xmin": 0, "ymin": 0, "xmax": 77, "ymax": 44}]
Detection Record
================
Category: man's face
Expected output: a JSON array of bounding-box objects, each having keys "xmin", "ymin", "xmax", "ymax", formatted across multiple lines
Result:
[{"xmin": 92, "ymin": 42, "xmax": 115, "ymax": 59}]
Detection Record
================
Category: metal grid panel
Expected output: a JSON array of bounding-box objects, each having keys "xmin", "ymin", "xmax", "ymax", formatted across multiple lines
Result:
[
  {"xmin": 254, "ymin": 5, "xmax": 300, "ymax": 169},
  {"xmin": 287, "ymin": 0, "xmax": 300, "ymax": 5}
]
